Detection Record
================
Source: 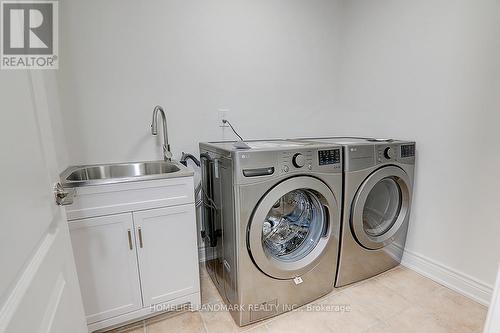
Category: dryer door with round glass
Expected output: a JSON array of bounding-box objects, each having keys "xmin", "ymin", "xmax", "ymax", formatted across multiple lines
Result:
[
  {"xmin": 248, "ymin": 176, "xmax": 338, "ymax": 280},
  {"xmin": 351, "ymin": 166, "xmax": 412, "ymax": 250}
]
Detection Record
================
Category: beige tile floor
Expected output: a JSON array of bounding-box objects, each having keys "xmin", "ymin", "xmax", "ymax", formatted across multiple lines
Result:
[{"xmin": 106, "ymin": 264, "xmax": 487, "ymax": 333}]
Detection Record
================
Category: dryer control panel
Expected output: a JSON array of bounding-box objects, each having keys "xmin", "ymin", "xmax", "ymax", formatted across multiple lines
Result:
[
  {"xmin": 401, "ymin": 144, "xmax": 415, "ymax": 158},
  {"xmin": 377, "ymin": 145, "xmax": 396, "ymax": 163},
  {"xmin": 375, "ymin": 143, "xmax": 416, "ymax": 165}
]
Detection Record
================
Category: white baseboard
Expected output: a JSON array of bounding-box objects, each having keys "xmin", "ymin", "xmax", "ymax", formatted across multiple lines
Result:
[{"xmin": 402, "ymin": 249, "xmax": 493, "ymax": 306}]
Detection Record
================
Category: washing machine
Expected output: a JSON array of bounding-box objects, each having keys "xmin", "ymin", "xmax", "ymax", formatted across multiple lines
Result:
[
  {"xmin": 199, "ymin": 140, "xmax": 342, "ymax": 326},
  {"xmin": 299, "ymin": 137, "xmax": 415, "ymax": 287}
]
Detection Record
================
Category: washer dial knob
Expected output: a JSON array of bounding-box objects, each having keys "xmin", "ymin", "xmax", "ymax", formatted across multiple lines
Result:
[
  {"xmin": 292, "ymin": 153, "xmax": 306, "ymax": 168},
  {"xmin": 384, "ymin": 147, "xmax": 395, "ymax": 159}
]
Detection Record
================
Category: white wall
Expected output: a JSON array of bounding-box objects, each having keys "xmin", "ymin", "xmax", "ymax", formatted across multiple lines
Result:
[
  {"xmin": 58, "ymin": 0, "xmax": 341, "ymax": 165},
  {"xmin": 57, "ymin": 0, "xmax": 500, "ymax": 297},
  {"xmin": 58, "ymin": 0, "xmax": 343, "ymax": 261},
  {"xmin": 334, "ymin": 0, "xmax": 500, "ymax": 290}
]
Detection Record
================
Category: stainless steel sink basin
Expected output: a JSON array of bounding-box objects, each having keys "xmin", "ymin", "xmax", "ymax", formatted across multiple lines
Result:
[{"xmin": 61, "ymin": 160, "xmax": 192, "ymax": 187}]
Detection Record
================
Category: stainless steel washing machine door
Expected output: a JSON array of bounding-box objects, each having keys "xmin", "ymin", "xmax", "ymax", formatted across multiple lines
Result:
[
  {"xmin": 350, "ymin": 165, "xmax": 412, "ymax": 250},
  {"xmin": 248, "ymin": 176, "xmax": 337, "ymax": 280}
]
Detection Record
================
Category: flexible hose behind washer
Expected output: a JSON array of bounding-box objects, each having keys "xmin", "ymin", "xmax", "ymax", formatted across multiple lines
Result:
[{"xmin": 180, "ymin": 152, "xmax": 202, "ymax": 205}]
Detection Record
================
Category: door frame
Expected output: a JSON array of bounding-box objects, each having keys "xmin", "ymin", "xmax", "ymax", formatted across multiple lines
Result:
[
  {"xmin": 350, "ymin": 165, "xmax": 411, "ymax": 250},
  {"xmin": 484, "ymin": 264, "xmax": 500, "ymax": 332}
]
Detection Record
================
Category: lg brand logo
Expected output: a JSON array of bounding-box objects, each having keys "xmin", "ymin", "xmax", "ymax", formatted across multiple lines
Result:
[{"xmin": 1, "ymin": 1, "xmax": 58, "ymax": 69}]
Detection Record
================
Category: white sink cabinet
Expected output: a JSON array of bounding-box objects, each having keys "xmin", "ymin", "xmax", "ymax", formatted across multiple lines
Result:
[{"xmin": 65, "ymin": 176, "xmax": 200, "ymax": 332}]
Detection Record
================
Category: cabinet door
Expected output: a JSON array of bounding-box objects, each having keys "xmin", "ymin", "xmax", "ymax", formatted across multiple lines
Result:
[
  {"xmin": 69, "ymin": 213, "xmax": 142, "ymax": 324},
  {"xmin": 133, "ymin": 204, "xmax": 199, "ymax": 306}
]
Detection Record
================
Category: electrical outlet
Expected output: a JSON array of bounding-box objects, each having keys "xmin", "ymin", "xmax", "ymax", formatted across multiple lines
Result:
[{"xmin": 218, "ymin": 109, "xmax": 229, "ymax": 127}]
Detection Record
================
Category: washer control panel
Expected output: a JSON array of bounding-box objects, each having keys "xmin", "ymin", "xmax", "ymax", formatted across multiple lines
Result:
[
  {"xmin": 292, "ymin": 153, "xmax": 306, "ymax": 168},
  {"xmin": 279, "ymin": 148, "xmax": 341, "ymax": 174},
  {"xmin": 318, "ymin": 149, "xmax": 341, "ymax": 166},
  {"xmin": 234, "ymin": 143, "xmax": 343, "ymax": 184},
  {"xmin": 281, "ymin": 150, "xmax": 313, "ymax": 173}
]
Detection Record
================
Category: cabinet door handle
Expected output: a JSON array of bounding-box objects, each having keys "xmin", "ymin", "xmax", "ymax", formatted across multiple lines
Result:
[
  {"xmin": 127, "ymin": 229, "xmax": 133, "ymax": 250},
  {"xmin": 138, "ymin": 227, "xmax": 143, "ymax": 248}
]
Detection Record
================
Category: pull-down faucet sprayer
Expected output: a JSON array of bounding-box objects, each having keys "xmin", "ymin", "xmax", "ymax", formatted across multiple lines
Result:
[{"xmin": 151, "ymin": 105, "xmax": 172, "ymax": 161}]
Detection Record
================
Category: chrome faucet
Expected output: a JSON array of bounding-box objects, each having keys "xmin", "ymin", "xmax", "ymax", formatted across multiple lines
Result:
[{"xmin": 151, "ymin": 105, "xmax": 172, "ymax": 161}]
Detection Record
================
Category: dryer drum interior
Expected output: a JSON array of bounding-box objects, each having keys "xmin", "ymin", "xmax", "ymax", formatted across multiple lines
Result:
[
  {"xmin": 362, "ymin": 177, "xmax": 402, "ymax": 237},
  {"xmin": 351, "ymin": 166, "xmax": 411, "ymax": 250}
]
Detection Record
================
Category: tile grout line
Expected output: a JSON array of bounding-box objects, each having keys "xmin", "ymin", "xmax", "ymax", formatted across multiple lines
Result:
[
  {"xmin": 370, "ymin": 268, "xmax": 488, "ymax": 331},
  {"xmin": 359, "ymin": 319, "xmax": 386, "ymax": 333},
  {"xmin": 372, "ymin": 270, "xmax": 446, "ymax": 322},
  {"xmin": 337, "ymin": 267, "xmax": 431, "ymax": 327},
  {"xmin": 199, "ymin": 311, "xmax": 210, "ymax": 333}
]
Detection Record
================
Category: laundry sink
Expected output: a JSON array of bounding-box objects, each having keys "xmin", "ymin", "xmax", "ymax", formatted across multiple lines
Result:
[{"xmin": 60, "ymin": 160, "xmax": 192, "ymax": 187}]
